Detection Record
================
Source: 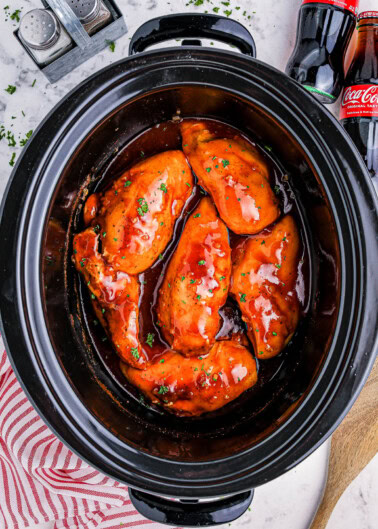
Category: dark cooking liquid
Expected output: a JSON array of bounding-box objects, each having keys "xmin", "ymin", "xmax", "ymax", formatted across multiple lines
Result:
[{"xmin": 79, "ymin": 118, "xmax": 310, "ymax": 415}]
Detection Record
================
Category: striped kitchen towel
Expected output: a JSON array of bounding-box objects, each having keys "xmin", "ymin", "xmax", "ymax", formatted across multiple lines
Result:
[{"xmin": 0, "ymin": 336, "xmax": 175, "ymax": 529}]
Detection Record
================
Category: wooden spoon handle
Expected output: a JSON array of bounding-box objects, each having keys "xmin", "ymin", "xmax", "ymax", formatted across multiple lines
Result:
[{"xmin": 309, "ymin": 359, "xmax": 378, "ymax": 529}]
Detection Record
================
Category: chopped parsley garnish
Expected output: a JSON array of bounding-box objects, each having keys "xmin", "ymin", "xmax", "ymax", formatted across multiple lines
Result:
[
  {"xmin": 274, "ymin": 185, "xmax": 280, "ymax": 195},
  {"xmin": 275, "ymin": 263, "xmax": 281, "ymax": 269},
  {"xmin": 9, "ymin": 152, "xmax": 16, "ymax": 166},
  {"xmin": 193, "ymin": 213, "xmax": 201, "ymax": 218},
  {"xmin": 31, "ymin": 79, "xmax": 36, "ymax": 87},
  {"xmin": 5, "ymin": 85, "xmax": 16, "ymax": 94},
  {"xmin": 198, "ymin": 259, "xmax": 205, "ymax": 265},
  {"xmin": 259, "ymin": 351, "xmax": 264, "ymax": 355},
  {"xmin": 190, "ymin": 279, "xmax": 196, "ymax": 284},
  {"xmin": 160, "ymin": 359, "xmax": 165, "ymax": 363},
  {"xmin": 146, "ymin": 333, "xmax": 155, "ymax": 347},
  {"xmin": 272, "ymin": 332, "xmax": 277, "ymax": 336},
  {"xmin": 107, "ymin": 40, "xmax": 116, "ymax": 52},
  {"xmin": 158, "ymin": 385, "xmax": 169, "ymax": 394},
  {"xmin": 205, "ymin": 167, "xmax": 211, "ymax": 172},
  {"xmin": 113, "ymin": 237, "xmax": 118, "ymax": 242},
  {"xmin": 181, "ymin": 276, "xmax": 185, "ymax": 281},
  {"xmin": 102, "ymin": 232, "xmax": 106, "ymax": 237},
  {"xmin": 131, "ymin": 347, "xmax": 140, "ymax": 359},
  {"xmin": 19, "ymin": 130, "xmax": 33, "ymax": 147},
  {"xmin": 222, "ymin": 159, "xmax": 230, "ymax": 168},
  {"xmin": 124, "ymin": 180, "xmax": 131, "ymax": 187},
  {"xmin": 10, "ymin": 9, "xmax": 21, "ymax": 22},
  {"xmin": 261, "ymin": 240, "xmax": 265, "ymax": 245},
  {"xmin": 282, "ymin": 237, "xmax": 287, "ymax": 241},
  {"xmin": 196, "ymin": 295, "xmax": 201, "ymax": 300},
  {"xmin": 160, "ymin": 183, "xmax": 167, "ymax": 193},
  {"xmin": 91, "ymin": 294, "xmax": 95, "ymax": 299},
  {"xmin": 185, "ymin": 182, "xmax": 191, "ymax": 187},
  {"xmin": 240, "ymin": 293, "xmax": 247, "ymax": 303},
  {"xmin": 219, "ymin": 276, "xmax": 226, "ymax": 281},
  {"xmin": 137, "ymin": 197, "xmax": 148, "ymax": 216}
]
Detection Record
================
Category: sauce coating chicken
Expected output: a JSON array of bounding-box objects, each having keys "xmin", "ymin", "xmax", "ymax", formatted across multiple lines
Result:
[
  {"xmin": 181, "ymin": 120, "xmax": 280, "ymax": 235},
  {"xmin": 85, "ymin": 150, "xmax": 192, "ymax": 275},
  {"xmin": 73, "ymin": 228, "xmax": 147, "ymax": 369},
  {"xmin": 157, "ymin": 197, "xmax": 231, "ymax": 355},
  {"xmin": 230, "ymin": 215, "xmax": 300, "ymax": 359},
  {"xmin": 121, "ymin": 339, "xmax": 258, "ymax": 416}
]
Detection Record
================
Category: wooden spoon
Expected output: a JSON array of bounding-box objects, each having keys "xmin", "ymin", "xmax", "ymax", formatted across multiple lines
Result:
[{"xmin": 309, "ymin": 359, "xmax": 378, "ymax": 529}]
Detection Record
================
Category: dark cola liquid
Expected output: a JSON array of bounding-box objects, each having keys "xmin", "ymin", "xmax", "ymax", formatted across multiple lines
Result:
[
  {"xmin": 343, "ymin": 117, "xmax": 378, "ymax": 190},
  {"xmin": 286, "ymin": 4, "xmax": 356, "ymax": 103}
]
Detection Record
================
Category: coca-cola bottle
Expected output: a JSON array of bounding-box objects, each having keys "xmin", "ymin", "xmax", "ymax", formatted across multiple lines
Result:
[
  {"xmin": 340, "ymin": 11, "xmax": 378, "ymax": 190},
  {"xmin": 286, "ymin": 1, "xmax": 359, "ymax": 104}
]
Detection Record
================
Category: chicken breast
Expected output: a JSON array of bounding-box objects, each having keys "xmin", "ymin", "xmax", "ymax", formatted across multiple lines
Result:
[
  {"xmin": 230, "ymin": 215, "xmax": 300, "ymax": 359},
  {"xmin": 157, "ymin": 197, "xmax": 231, "ymax": 355},
  {"xmin": 121, "ymin": 339, "xmax": 258, "ymax": 416},
  {"xmin": 73, "ymin": 228, "xmax": 147, "ymax": 369},
  {"xmin": 181, "ymin": 120, "xmax": 280, "ymax": 234},
  {"xmin": 89, "ymin": 150, "xmax": 192, "ymax": 275}
]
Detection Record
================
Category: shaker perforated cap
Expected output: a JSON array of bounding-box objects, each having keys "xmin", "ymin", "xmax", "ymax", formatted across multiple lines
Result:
[
  {"xmin": 66, "ymin": 0, "xmax": 100, "ymax": 24},
  {"xmin": 19, "ymin": 9, "xmax": 60, "ymax": 50}
]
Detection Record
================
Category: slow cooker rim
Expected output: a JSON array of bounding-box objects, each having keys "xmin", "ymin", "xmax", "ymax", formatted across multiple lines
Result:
[{"xmin": 1, "ymin": 48, "xmax": 377, "ymax": 496}]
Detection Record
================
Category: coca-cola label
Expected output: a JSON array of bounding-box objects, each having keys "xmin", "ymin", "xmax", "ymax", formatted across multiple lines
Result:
[
  {"xmin": 340, "ymin": 85, "xmax": 378, "ymax": 119},
  {"xmin": 302, "ymin": 0, "xmax": 359, "ymax": 15}
]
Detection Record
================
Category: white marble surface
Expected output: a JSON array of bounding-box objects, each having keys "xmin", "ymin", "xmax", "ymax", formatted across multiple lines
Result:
[{"xmin": 0, "ymin": 0, "xmax": 377, "ymax": 528}]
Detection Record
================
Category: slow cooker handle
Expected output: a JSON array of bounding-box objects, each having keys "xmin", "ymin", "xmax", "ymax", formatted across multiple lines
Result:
[
  {"xmin": 129, "ymin": 13, "xmax": 256, "ymax": 57},
  {"xmin": 129, "ymin": 488, "xmax": 254, "ymax": 527}
]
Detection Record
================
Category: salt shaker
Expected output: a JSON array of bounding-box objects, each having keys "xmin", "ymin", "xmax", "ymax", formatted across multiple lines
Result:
[
  {"xmin": 65, "ymin": 0, "xmax": 112, "ymax": 36},
  {"xmin": 18, "ymin": 9, "xmax": 73, "ymax": 66}
]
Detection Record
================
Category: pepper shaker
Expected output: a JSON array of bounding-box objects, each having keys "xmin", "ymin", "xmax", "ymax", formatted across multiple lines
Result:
[
  {"xmin": 18, "ymin": 9, "xmax": 73, "ymax": 66},
  {"xmin": 65, "ymin": 0, "xmax": 112, "ymax": 35}
]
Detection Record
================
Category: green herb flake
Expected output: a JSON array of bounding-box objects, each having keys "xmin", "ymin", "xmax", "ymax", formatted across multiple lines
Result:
[
  {"xmin": 219, "ymin": 276, "xmax": 226, "ymax": 281},
  {"xmin": 124, "ymin": 180, "xmax": 131, "ymax": 187},
  {"xmin": 240, "ymin": 293, "xmax": 247, "ymax": 303},
  {"xmin": 9, "ymin": 152, "xmax": 16, "ymax": 166},
  {"xmin": 10, "ymin": 9, "xmax": 21, "ymax": 22},
  {"xmin": 137, "ymin": 197, "xmax": 149, "ymax": 216},
  {"xmin": 31, "ymin": 79, "xmax": 36, "ymax": 87},
  {"xmin": 193, "ymin": 213, "xmax": 201, "ymax": 218},
  {"xmin": 158, "ymin": 385, "xmax": 169, "ymax": 395},
  {"xmin": 131, "ymin": 347, "xmax": 140, "ymax": 359},
  {"xmin": 222, "ymin": 159, "xmax": 230, "ymax": 168},
  {"xmin": 198, "ymin": 259, "xmax": 205, "ymax": 265},
  {"xmin": 275, "ymin": 263, "xmax": 281, "ymax": 269},
  {"xmin": 181, "ymin": 276, "xmax": 185, "ymax": 281},
  {"xmin": 146, "ymin": 333, "xmax": 155, "ymax": 347},
  {"xmin": 20, "ymin": 130, "xmax": 33, "ymax": 147},
  {"xmin": 205, "ymin": 167, "xmax": 211, "ymax": 172},
  {"xmin": 160, "ymin": 183, "xmax": 167, "ymax": 193},
  {"xmin": 5, "ymin": 84, "xmax": 16, "ymax": 95},
  {"xmin": 185, "ymin": 182, "xmax": 191, "ymax": 187},
  {"xmin": 261, "ymin": 240, "xmax": 265, "ymax": 245},
  {"xmin": 190, "ymin": 279, "xmax": 196, "ymax": 284},
  {"xmin": 272, "ymin": 332, "xmax": 277, "ymax": 336},
  {"xmin": 107, "ymin": 40, "xmax": 116, "ymax": 52}
]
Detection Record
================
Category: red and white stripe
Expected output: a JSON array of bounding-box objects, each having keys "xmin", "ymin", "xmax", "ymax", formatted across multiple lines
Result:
[{"xmin": 0, "ymin": 336, "xmax": 177, "ymax": 529}]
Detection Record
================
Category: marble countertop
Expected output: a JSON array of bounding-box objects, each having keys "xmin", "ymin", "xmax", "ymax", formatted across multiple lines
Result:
[{"xmin": 0, "ymin": 1, "xmax": 377, "ymax": 528}]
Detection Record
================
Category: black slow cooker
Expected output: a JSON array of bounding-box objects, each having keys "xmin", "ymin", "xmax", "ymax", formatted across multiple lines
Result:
[{"xmin": 0, "ymin": 14, "xmax": 377, "ymax": 527}]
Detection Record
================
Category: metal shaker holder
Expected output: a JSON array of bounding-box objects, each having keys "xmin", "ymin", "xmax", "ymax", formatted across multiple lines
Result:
[{"xmin": 14, "ymin": 0, "xmax": 127, "ymax": 83}]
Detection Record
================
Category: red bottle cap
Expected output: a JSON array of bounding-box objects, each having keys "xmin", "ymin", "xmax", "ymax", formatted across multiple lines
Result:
[{"xmin": 358, "ymin": 11, "xmax": 378, "ymax": 21}]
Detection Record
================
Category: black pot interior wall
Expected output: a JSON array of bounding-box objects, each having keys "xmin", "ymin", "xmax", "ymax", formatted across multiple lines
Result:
[{"xmin": 41, "ymin": 86, "xmax": 339, "ymax": 461}]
